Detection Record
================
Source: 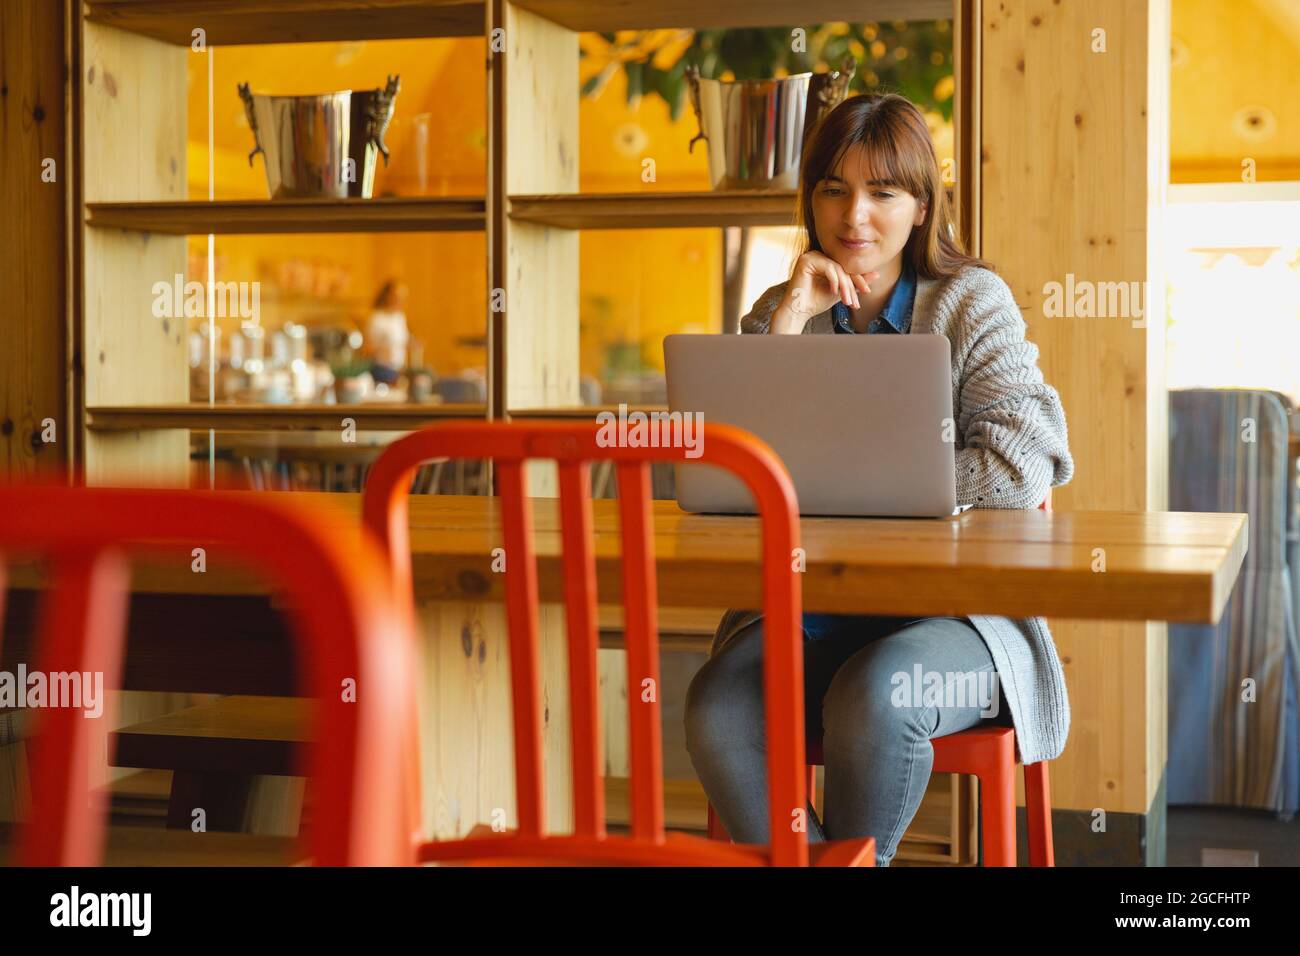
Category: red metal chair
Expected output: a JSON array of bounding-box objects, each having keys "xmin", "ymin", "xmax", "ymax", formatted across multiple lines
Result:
[
  {"xmin": 0, "ymin": 484, "xmax": 416, "ymax": 866},
  {"xmin": 706, "ymin": 491, "xmax": 1056, "ymax": 866},
  {"xmin": 362, "ymin": 420, "xmax": 873, "ymax": 866}
]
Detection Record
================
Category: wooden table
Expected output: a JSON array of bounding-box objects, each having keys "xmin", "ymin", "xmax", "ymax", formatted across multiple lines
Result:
[
  {"xmin": 48, "ymin": 492, "xmax": 1248, "ymax": 621},
  {"xmin": 1, "ymin": 493, "xmax": 1249, "ymax": 838}
]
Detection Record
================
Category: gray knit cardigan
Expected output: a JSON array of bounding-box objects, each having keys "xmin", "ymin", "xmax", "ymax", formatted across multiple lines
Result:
[{"xmin": 711, "ymin": 265, "xmax": 1076, "ymax": 765}]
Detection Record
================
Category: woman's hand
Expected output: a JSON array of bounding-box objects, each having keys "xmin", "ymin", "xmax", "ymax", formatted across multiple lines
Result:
[{"xmin": 768, "ymin": 251, "xmax": 877, "ymax": 334}]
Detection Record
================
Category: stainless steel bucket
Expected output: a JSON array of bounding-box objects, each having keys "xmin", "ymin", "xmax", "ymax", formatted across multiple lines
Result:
[
  {"xmin": 686, "ymin": 59, "xmax": 855, "ymax": 190},
  {"xmin": 238, "ymin": 76, "xmax": 400, "ymax": 199}
]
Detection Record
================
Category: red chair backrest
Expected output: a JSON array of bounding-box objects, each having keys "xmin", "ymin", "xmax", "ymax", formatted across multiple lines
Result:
[
  {"xmin": 362, "ymin": 420, "xmax": 810, "ymax": 865},
  {"xmin": 0, "ymin": 484, "xmax": 415, "ymax": 866}
]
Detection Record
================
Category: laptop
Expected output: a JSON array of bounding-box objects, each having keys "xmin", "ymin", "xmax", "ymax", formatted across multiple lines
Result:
[{"xmin": 663, "ymin": 333, "xmax": 958, "ymax": 517}]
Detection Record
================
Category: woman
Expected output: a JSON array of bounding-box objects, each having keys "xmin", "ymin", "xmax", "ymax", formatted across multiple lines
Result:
[
  {"xmin": 683, "ymin": 93, "xmax": 1075, "ymax": 866},
  {"xmin": 366, "ymin": 279, "xmax": 411, "ymax": 386}
]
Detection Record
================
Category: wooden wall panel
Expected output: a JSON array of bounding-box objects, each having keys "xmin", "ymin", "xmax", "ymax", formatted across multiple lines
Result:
[
  {"xmin": 0, "ymin": 0, "xmax": 68, "ymax": 477},
  {"xmin": 982, "ymin": 0, "xmax": 1169, "ymax": 820}
]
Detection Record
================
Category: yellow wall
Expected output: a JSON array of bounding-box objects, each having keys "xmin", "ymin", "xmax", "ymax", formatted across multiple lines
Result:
[
  {"xmin": 576, "ymin": 37, "xmax": 717, "ymax": 378},
  {"xmin": 1171, "ymin": 0, "xmax": 1300, "ymax": 182}
]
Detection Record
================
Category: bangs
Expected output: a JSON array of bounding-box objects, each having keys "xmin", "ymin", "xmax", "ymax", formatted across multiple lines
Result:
[{"xmin": 820, "ymin": 117, "xmax": 930, "ymax": 199}]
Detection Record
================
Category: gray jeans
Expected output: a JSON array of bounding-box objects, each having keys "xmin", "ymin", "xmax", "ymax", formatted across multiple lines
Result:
[{"xmin": 684, "ymin": 614, "xmax": 1011, "ymax": 866}]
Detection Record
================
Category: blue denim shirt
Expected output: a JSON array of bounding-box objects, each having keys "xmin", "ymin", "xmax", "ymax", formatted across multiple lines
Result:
[
  {"xmin": 829, "ymin": 260, "xmax": 917, "ymax": 335},
  {"xmin": 803, "ymin": 261, "xmax": 918, "ymax": 639}
]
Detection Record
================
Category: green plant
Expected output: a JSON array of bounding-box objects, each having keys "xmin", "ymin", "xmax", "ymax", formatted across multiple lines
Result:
[
  {"xmin": 601, "ymin": 339, "xmax": 651, "ymax": 379},
  {"xmin": 580, "ymin": 21, "xmax": 955, "ymax": 122},
  {"xmin": 331, "ymin": 358, "xmax": 374, "ymax": 379}
]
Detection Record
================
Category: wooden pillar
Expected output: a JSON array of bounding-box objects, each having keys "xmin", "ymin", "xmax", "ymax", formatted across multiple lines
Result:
[
  {"xmin": 0, "ymin": 0, "xmax": 68, "ymax": 477},
  {"xmin": 981, "ymin": 0, "xmax": 1170, "ymax": 864},
  {"xmin": 488, "ymin": 0, "xmax": 580, "ymax": 418},
  {"xmin": 443, "ymin": 1, "xmax": 579, "ymax": 836},
  {"xmin": 80, "ymin": 18, "xmax": 188, "ymax": 486}
]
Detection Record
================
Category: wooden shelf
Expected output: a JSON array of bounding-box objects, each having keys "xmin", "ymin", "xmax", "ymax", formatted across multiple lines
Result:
[
  {"xmin": 87, "ymin": 403, "xmax": 684, "ymax": 431},
  {"xmin": 86, "ymin": 197, "xmax": 486, "ymax": 235},
  {"xmin": 86, "ymin": 403, "xmax": 487, "ymax": 432},
  {"xmin": 85, "ymin": 1, "xmax": 484, "ymax": 45},
  {"xmin": 508, "ymin": 191, "xmax": 797, "ymax": 230},
  {"xmin": 86, "ymin": 0, "xmax": 954, "ymax": 45},
  {"xmin": 87, "ymin": 0, "xmax": 952, "ymax": 45},
  {"xmin": 509, "ymin": 404, "xmax": 669, "ymax": 418},
  {"xmin": 515, "ymin": 0, "xmax": 952, "ymax": 31}
]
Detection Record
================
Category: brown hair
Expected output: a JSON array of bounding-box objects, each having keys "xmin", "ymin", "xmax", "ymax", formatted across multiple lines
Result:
[
  {"xmin": 373, "ymin": 280, "xmax": 405, "ymax": 310},
  {"xmin": 796, "ymin": 93, "xmax": 988, "ymax": 279}
]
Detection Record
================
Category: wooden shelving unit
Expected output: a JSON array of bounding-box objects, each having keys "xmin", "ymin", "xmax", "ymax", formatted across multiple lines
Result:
[
  {"xmin": 76, "ymin": 0, "xmax": 975, "ymax": 472},
  {"xmin": 87, "ymin": 197, "xmax": 486, "ymax": 235}
]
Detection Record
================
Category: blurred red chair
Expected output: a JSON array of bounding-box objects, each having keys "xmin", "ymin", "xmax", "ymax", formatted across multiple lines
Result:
[
  {"xmin": 0, "ymin": 484, "xmax": 416, "ymax": 866},
  {"xmin": 706, "ymin": 491, "xmax": 1056, "ymax": 866},
  {"xmin": 363, "ymin": 420, "xmax": 872, "ymax": 866}
]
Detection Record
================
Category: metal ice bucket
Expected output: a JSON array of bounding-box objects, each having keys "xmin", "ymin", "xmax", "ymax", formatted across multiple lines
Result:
[
  {"xmin": 238, "ymin": 76, "xmax": 400, "ymax": 199},
  {"xmin": 686, "ymin": 58, "xmax": 855, "ymax": 190}
]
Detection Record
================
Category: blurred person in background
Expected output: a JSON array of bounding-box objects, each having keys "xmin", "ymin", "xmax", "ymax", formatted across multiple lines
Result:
[{"xmin": 367, "ymin": 279, "xmax": 411, "ymax": 386}]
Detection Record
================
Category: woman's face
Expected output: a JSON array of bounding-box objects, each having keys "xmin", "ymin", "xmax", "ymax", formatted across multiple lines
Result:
[{"xmin": 810, "ymin": 142, "xmax": 928, "ymax": 275}]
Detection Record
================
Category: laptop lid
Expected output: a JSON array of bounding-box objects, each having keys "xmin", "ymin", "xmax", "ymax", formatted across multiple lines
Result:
[{"xmin": 663, "ymin": 333, "xmax": 957, "ymax": 517}]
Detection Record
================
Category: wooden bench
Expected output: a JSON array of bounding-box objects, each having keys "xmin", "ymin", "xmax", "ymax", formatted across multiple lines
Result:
[
  {"xmin": 109, "ymin": 696, "xmax": 311, "ymax": 832},
  {"xmin": 106, "ymin": 610, "xmax": 726, "ymax": 834}
]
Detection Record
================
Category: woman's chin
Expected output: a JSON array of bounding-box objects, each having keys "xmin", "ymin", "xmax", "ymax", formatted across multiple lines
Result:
[{"xmin": 832, "ymin": 249, "xmax": 883, "ymax": 273}]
